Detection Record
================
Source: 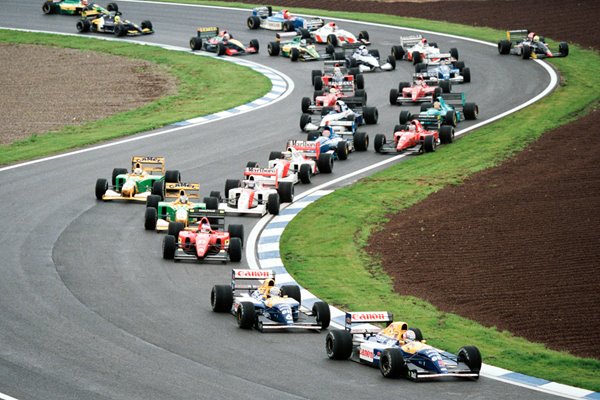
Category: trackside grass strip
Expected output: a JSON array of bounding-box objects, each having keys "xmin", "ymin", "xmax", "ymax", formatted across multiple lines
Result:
[
  {"xmin": 153, "ymin": 1, "xmax": 600, "ymax": 391},
  {"xmin": 0, "ymin": 29, "xmax": 270, "ymax": 165}
]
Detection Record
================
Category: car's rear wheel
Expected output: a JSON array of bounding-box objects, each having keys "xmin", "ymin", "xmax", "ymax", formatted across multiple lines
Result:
[
  {"xmin": 336, "ymin": 140, "xmax": 348, "ymax": 160},
  {"xmin": 144, "ymin": 207, "xmax": 157, "ymax": 230},
  {"xmin": 106, "ymin": 2, "xmax": 118, "ymax": 12},
  {"xmin": 301, "ymin": 97, "xmax": 312, "ymax": 113},
  {"xmin": 299, "ymin": 164, "xmax": 312, "ymax": 184},
  {"xmin": 151, "ymin": 181, "xmax": 165, "ymax": 200},
  {"xmin": 440, "ymin": 80, "xmax": 452, "ymax": 93},
  {"xmin": 111, "ymin": 168, "xmax": 127, "ymax": 186},
  {"xmin": 317, "ymin": 152, "xmax": 333, "ymax": 173},
  {"xmin": 498, "ymin": 39, "xmax": 511, "ymax": 54},
  {"xmin": 190, "ymin": 36, "xmax": 202, "ymax": 51},
  {"xmin": 354, "ymin": 131, "xmax": 369, "ymax": 151},
  {"xmin": 114, "ymin": 24, "xmax": 126, "ymax": 37},
  {"xmin": 355, "ymin": 73, "xmax": 364, "ymax": 90},
  {"xmin": 224, "ymin": 179, "xmax": 240, "ymax": 199},
  {"xmin": 280, "ymin": 285, "xmax": 301, "ymax": 303},
  {"xmin": 203, "ymin": 196, "xmax": 219, "ymax": 210},
  {"xmin": 462, "ymin": 67, "xmax": 471, "ymax": 83},
  {"xmin": 249, "ymin": 39, "xmax": 259, "ymax": 52},
  {"xmin": 165, "ymin": 170, "xmax": 181, "ymax": 184},
  {"xmin": 211, "ymin": 285, "xmax": 233, "ymax": 312},
  {"xmin": 439, "ymin": 125, "xmax": 455, "ymax": 145},
  {"xmin": 266, "ymin": 193, "xmax": 280, "ymax": 215},
  {"xmin": 267, "ymin": 41, "xmax": 280, "ymax": 56},
  {"xmin": 168, "ymin": 222, "xmax": 184, "ymax": 238},
  {"xmin": 391, "ymin": 45, "xmax": 405, "ymax": 60},
  {"xmin": 76, "ymin": 19, "xmax": 90, "ymax": 33},
  {"xmin": 464, "ymin": 103, "xmax": 479, "ymax": 120},
  {"xmin": 559, "ymin": 42, "xmax": 569, "ymax": 56},
  {"xmin": 399, "ymin": 110, "xmax": 412, "ymax": 124},
  {"xmin": 363, "ymin": 107, "xmax": 378, "ymax": 124},
  {"xmin": 228, "ymin": 224, "xmax": 244, "ymax": 243},
  {"xmin": 42, "ymin": 2, "xmax": 53, "ymax": 14},
  {"xmin": 228, "ymin": 237, "xmax": 242, "ymax": 262},
  {"xmin": 300, "ymin": 113, "xmax": 311, "ymax": 131},
  {"xmin": 247, "ymin": 16, "xmax": 260, "ymax": 29},
  {"xmin": 277, "ymin": 182, "xmax": 294, "ymax": 203},
  {"xmin": 412, "ymin": 50, "xmax": 422, "ymax": 64},
  {"xmin": 141, "ymin": 20, "xmax": 152, "ymax": 30},
  {"xmin": 269, "ymin": 151, "xmax": 283, "ymax": 160},
  {"xmin": 217, "ymin": 43, "xmax": 226, "ymax": 56},
  {"xmin": 327, "ymin": 34, "xmax": 338, "ymax": 47}
]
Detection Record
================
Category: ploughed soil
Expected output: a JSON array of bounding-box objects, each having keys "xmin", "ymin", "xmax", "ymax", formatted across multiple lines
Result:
[{"xmin": 3, "ymin": 1, "xmax": 598, "ymax": 359}]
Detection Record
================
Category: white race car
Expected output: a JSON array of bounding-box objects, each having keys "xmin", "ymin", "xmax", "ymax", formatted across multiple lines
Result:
[
  {"xmin": 392, "ymin": 35, "xmax": 459, "ymax": 65},
  {"xmin": 307, "ymin": 21, "xmax": 370, "ymax": 48},
  {"xmin": 346, "ymin": 45, "xmax": 395, "ymax": 72}
]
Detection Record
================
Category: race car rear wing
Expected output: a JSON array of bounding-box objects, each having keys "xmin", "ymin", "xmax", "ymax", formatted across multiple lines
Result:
[
  {"xmin": 275, "ymin": 31, "xmax": 300, "ymax": 42},
  {"xmin": 286, "ymin": 140, "xmax": 321, "ymax": 158},
  {"xmin": 506, "ymin": 29, "xmax": 529, "ymax": 43},
  {"xmin": 244, "ymin": 167, "xmax": 280, "ymax": 187},
  {"xmin": 437, "ymin": 92, "xmax": 466, "ymax": 107},
  {"xmin": 344, "ymin": 311, "xmax": 394, "ymax": 334},
  {"xmin": 424, "ymin": 52, "xmax": 455, "ymax": 63},
  {"xmin": 187, "ymin": 208, "xmax": 226, "ymax": 230},
  {"xmin": 131, "ymin": 156, "xmax": 165, "ymax": 174},
  {"xmin": 399, "ymin": 34, "xmax": 423, "ymax": 48},
  {"xmin": 252, "ymin": 6, "xmax": 273, "ymax": 17},
  {"xmin": 164, "ymin": 182, "xmax": 200, "ymax": 199},
  {"xmin": 231, "ymin": 269, "xmax": 275, "ymax": 291},
  {"xmin": 322, "ymin": 60, "xmax": 349, "ymax": 74},
  {"xmin": 196, "ymin": 26, "xmax": 219, "ymax": 39}
]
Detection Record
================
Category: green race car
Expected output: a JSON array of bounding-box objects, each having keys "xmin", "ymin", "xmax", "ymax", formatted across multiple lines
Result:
[
  {"xmin": 95, "ymin": 156, "xmax": 181, "ymax": 202},
  {"xmin": 42, "ymin": 0, "xmax": 117, "ymax": 16},
  {"xmin": 144, "ymin": 184, "xmax": 222, "ymax": 232},
  {"xmin": 267, "ymin": 32, "xmax": 337, "ymax": 62}
]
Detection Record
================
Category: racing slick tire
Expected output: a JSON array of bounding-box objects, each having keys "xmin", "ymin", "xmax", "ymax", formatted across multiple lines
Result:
[
  {"xmin": 333, "ymin": 51, "xmax": 345, "ymax": 61},
  {"xmin": 327, "ymin": 34, "xmax": 338, "ymax": 47},
  {"xmin": 249, "ymin": 39, "xmax": 260, "ymax": 53},
  {"xmin": 355, "ymin": 73, "xmax": 365, "ymax": 90},
  {"xmin": 411, "ymin": 50, "xmax": 422, "ymax": 65},
  {"xmin": 313, "ymin": 90, "xmax": 324, "ymax": 100},
  {"xmin": 165, "ymin": 170, "xmax": 181, "ymax": 184},
  {"xmin": 394, "ymin": 125, "xmax": 406, "ymax": 133},
  {"xmin": 114, "ymin": 24, "xmax": 126, "ymax": 37},
  {"xmin": 168, "ymin": 221, "xmax": 184, "ymax": 238},
  {"xmin": 228, "ymin": 237, "xmax": 243, "ymax": 262},
  {"xmin": 336, "ymin": 141, "xmax": 349, "ymax": 160},
  {"xmin": 399, "ymin": 110, "xmax": 412, "ymax": 125},
  {"xmin": 311, "ymin": 69, "xmax": 322, "ymax": 85},
  {"xmin": 300, "ymin": 113, "xmax": 312, "ymax": 131},
  {"xmin": 458, "ymin": 346, "xmax": 482, "ymax": 375},
  {"xmin": 301, "ymin": 97, "xmax": 312, "ymax": 113},
  {"xmin": 386, "ymin": 55, "xmax": 396, "ymax": 70},
  {"xmin": 228, "ymin": 224, "xmax": 244, "ymax": 243},
  {"xmin": 462, "ymin": 67, "xmax": 471, "ymax": 83},
  {"xmin": 42, "ymin": 2, "xmax": 53, "ymax": 14},
  {"xmin": 440, "ymin": 80, "xmax": 452, "ymax": 93},
  {"xmin": 498, "ymin": 40, "xmax": 511, "ymax": 55},
  {"xmin": 398, "ymin": 81, "xmax": 411, "ymax": 92},
  {"xmin": 267, "ymin": 41, "xmax": 280, "ymax": 56},
  {"xmin": 247, "ymin": 15, "xmax": 260, "ymax": 29},
  {"xmin": 209, "ymin": 191, "xmax": 221, "ymax": 200},
  {"xmin": 144, "ymin": 207, "xmax": 157, "ymax": 230},
  {"xmin": 246, "ymin": 161, "xmax": 258, "ymax": 169},
  {"xmin": 380, "ymin": 348, "xmax": 408, "ymax": 379},
  {"xmin": 280, "ymin": 285, "xmax": 301, "ymax": 303},
  {"xmin": 189, "ymin": 37, "xmax": 202, "ymax": 50},
  {"xmin": 299, "ymin": 164, "xmax": 312, "ymax": 184},
  {"xmin": 224, "ymin": 179, "xmax": 241, "ymax": 200},
  {"xmin": 299, "ymin": 28, "xmax": 311, "ymax": 39},
  {"xmin": 312, "ymin": 301, "xmax": 331, "ymax": 329},
  {"xmin": 325, "ymin": 330, "xmax": 353, "ymax": 360},
  {"xmin": 152, "ymin": 180, "xmax": 165, "ymax": 200},
  {"xmin": 217, "ymin": 43, "xmax": 226, "ymax": 56},
  {"xmin": 307, "ymin": 131, "xmax": 320, "ymax": 141},
  {"xmin": 415, "ymin": 63, "xmax": 427, "ymax": 73},
  {"xmin": 439, "ymin": 125, "xmax": 455, "ymax": 145},
  {"xmin": 358, "ymin": 30, "xmax": 369, "ymax": 42},
  {"xmin": 389, "ymin": 89, "xmax": 399, "ymax": 105},
  {"xmin": 277, "ymin": 182, "xmax": 294, "ymax": 203},
  {"xmin": 203, "ymin": 196, "xmax": 219, "ymax": 210},
  {"xmin": 269, "ymin": 151, "xmax": 283, "ymax": 160},
  {"xmin": 348, "ymin": 67, "xmax": 360, "ymax": 77},
  {"xmin": 95, "ymin": 178, "xmax": 108, "ymax": 200},
  {"xmin": 409, "ymin": 327, "xmax": 424, "ymax": 341},
  {"xmin": 464, "ymin": 103, "xmax": 479, "ymax": 120},
  {"xmin": 371, "ymin": 49, "xmax": 380, "ymax": 59},
  {"xmin": 146, "ymin": 194, "xmax": 161, "ymax": 209},
  {"xmin": 282, "ymin": 21, "xmax": 294, "ymax": 32},
  {"xmin": 290, "ymin": 47, "xmax": 300, "ymax": 62},
  {"xmin": 162, "ymin": 235, "xmax": 177, "ymax": 260},
  {"xmin": 325, "ymin": 44, "xmax": 335, "ymax": 55},
  {"xmin": 391, "ymin": 45, "xmax": 405, "ymax": 61},
  {"xmin": 445, "ymin": 110, "xmax": 457, "ymax": 127},
  {"xmin": 354, "ymin": 89, "xmax": 367, "ymax": 104},
  {"xmin": 423, "ymin": 134, "xmax": 436, "ymax": 153},
  {"xmin": 313, "ymin": 76, "xmax": 323, "ymax": 90},
  {"xmin": 522, "ymin": 44, "xmax": 532, "ymax": 59},
  {"xmin": 320, "ymin": 106, "xmax": 333, "ymax": 116},
  {"xmin": 211, "ymin": 285, "xmax": 234, "ymax": 312},
  {"xmin": 141, "ymin": 20, "xmax": 152, "ymax": 31},
  {"xmin": 454, "ymin": 60, "xmax": 465, "ymax": 71},
  {"xmin": 348, "ymin": 58, "xmax": 358, "ymax": 68},
  {"xmin": 433, "ymin": 87, "xmax": 442, "ymax": 101},
  {"xmin": 237, "ymin": 302, "xmax": 256, "ymax": 329},
  {"xmin": 430, "ymin": 42, "xmax": 438, "ymax": 48},
  {"xmin": 111, "ymin": 167, "xmax": 128, "ymax": 186},
  {"xmin": 450, "ymin": 47, "xmax": 459, "ymax": 60},
  {"xmin": 420, "ymin": 102, "xmax": 433, "ymax": 112},
  {"xmin": 374, "ymin": 134, "xmax": 386, "ymax": 153},
  {"xmin": 363, "ymin": 106, "xmax": 378, "ymax": 125},
  {"xmin": 266, "ymin": 193, "xmax": 280, "ymax": 215},
  {"xmin": 354, "ymin": 131, "xmax": 369, "ymax": 151},
  {"xmin": 317, "ymin": 152, "xmax": 333, "ymax": 173},
  {"xmin": 76, "ymin": 19, "xmax": 90, "ymax": 33},
  {"xmin": 559, "ymin": 42, "xmax": 569, "ymax": 56},
  {"xmin": 106, "ymin": 2, "xmax": 118, "ymax": 12}
]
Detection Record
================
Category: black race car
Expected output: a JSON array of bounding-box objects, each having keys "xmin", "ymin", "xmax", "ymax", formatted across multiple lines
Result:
[
  {"xmin": 76, "ymin": 11, "xmax": 153, "ymax": 36},
  {"xmin": 498, "ymin": 30, "xmax": 568, "ymax": 59}
]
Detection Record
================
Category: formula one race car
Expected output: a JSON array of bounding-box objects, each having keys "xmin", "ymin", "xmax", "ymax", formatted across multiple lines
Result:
[
  {"xmin": 144, "ymin": 184, "xmax": 221, "ymax": 231},
  {"xmin": 189, "ymin": 27, "xmax": 259, "ymax": 56},
  {"xmin": 269, "ymin": 140, "xmax": 334, "ymax": 179},
  {"xmin": 211, "ymin": 269, "xmax": 331, "ymax": 332},
  {"xmin": 302, "ymin": 86, "xmax": 367, "ymax": 114},
  {"xmin": 247, "ymin": 6, "xmax": 324, "ymax": 32},
  {"xmin": 374, "ymin": 119, "xmax": 455, "ymax": 154},
  {"xmin": 498, "ymin": 30, "xmax": 569, "ymax": 59},
  {"xmin": 268, "ymin": 33, "xmax": 335, "ymax": 61},
  {"xmin": 415, "ymin": 54, "xmax": 471, "ymax": 84},
  {"xmin": 76, "ymin": 11, "xmax": 153, "ymax": 36},
  {"xmin": 312, "ymin": 60, "xmax": 364, "ymax": 91},
  {"xmin": 221, "ymin": 167, "xmax": 294, "ymax": 216},
  {"xmin": 392, "ymin": 35, "xmax": 459, "ymax": 65},
  {"xmin": 398, "ymin": 93, "xmax": 478, "ymax": 129},
  {"xmin": 95, "ymin": 156, "xmax": 181, "ymax": 202},
  {"xmin": 305, "ymin": 125, "xmax": 369, "ymax": 160},
  {"xmin": 389, "ymin": 75, "xmax": 450, "ymax": 106},
  {"xmin": 42, "ymin": 0, "xmax": 116, "ymax": 15},
  {"xmin": 162, "ymin": 209, "xmax": 243, "ymax": 263},
  {"xmin": 300, "ymin": 100, "xmax": 378, "ymax": 132},
  {"xmin": 344, "ymin": 45, "xmax": 396, "ymax": 72},
  {"xmin": 308, "ymin": 21, "xmax": 370, "ymax": 48},
  {"xmin": 325, "ymin": 311, "xmax": 482, "ymax": 380}
]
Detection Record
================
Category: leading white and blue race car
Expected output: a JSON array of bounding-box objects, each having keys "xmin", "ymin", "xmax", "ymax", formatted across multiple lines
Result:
[
  {"xmin": 325, "ymin": 311, "xmax": 482, "ymax": 380},
  {"xmin": 247, "ymin": 6, "xmax": 324, "ymax": 32},
  {"xmin": 211, "ymin": 269, "xmax": 331, "ymax": 332}
]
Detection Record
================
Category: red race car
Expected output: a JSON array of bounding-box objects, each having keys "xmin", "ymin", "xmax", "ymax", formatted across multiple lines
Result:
[
  {"xmin": 162, "ymin": 209, "xmax": 243, "ymax": 263},
  {"xmin": 301, "ymin": 87, "xmax": 366, "ymax": 114},
  {"xmin": 374, "ymin": 119, "xmax": 455, "ymax": 154},
  {"xmin": 389, "ymin": 75, "xmax": 450, "ymax": 106},
  {"xmin": 312, "ymin": 61, "xmax": 364, "ymax": 91}
]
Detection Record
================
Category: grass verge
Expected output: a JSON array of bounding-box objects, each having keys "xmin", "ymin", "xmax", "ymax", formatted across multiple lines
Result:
[{"xmin": 0, "ymin": 29, "xmax": 271, "ymax": 165}]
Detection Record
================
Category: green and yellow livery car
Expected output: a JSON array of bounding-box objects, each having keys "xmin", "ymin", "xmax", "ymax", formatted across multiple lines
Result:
[
  {"xmin": 42, "ymin": 0, "xmax": 117, "ymax": 16},
  {"xmin": 267, "ymin": 32, "xmax": 336, "ymax": 62}
]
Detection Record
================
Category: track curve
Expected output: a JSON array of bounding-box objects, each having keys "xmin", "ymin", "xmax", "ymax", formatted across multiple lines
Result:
[{"xmin": 0, "ymin": 1, "xmax": 562, "ymax": 399}]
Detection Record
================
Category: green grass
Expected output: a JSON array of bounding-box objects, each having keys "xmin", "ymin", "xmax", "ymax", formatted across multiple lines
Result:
[{"xmin": 0, "ymin": 29, "xmax": 271, "ymax": 165}]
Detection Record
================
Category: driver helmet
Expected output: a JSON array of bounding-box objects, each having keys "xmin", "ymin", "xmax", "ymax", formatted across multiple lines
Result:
[
  {"xmin": 328, "ymin": 22, "xmax": 337, "ymax": 30},
  {"xmin": 282, "ymin": 9, "xmax": 290, "ymax": 19},
  {"xmin": 247, "ymin": 180, "xmax": 256, "ymax": 189},
  {"xmin": 114, "ymin": 15, "xmax": 121, "ymax": 23},
  {"xmin": 433, "ymin": 101, "xmax": 441, "ymax": 109},
  {"xmin": 358, "ymin": 44, "xmax": 368, "ymax": 55},
  {"xmin": 269, "ymin": 286, "xmax": 281, "ymax": 297},
  {"xmin": 333, "ymin": 66, "xmax": 342, "ymax": 75},
  {"xmin": 322, "ymin": 125, "xmax": 333, "ymax": 137},
  {"xmin": 533, "ymin": 35, "xmax": 540, "ymax": 42},
  {"xmin": 408, "ymin": 123, "xmax": 416, "ymax": 131},
  {"xmin": 82, "ymin": 0, "xmax": 88, "ymax": 5},
  {"xmin": 133, "ymin": 163, "xmax": 143, "ymax": 175},
  {"xmin": 335, "ymin": 99, "xmax": 347, "ymax": 112},
  {"xmin": 222, "ymin": 31, "xmax": 230, "ymax": 41},
  {"xmin": 300, "ymin": 39, "xmax": 307, "ymax": 46},
  {"xmin": 421, "ymin": 38, "xmax": 428, "ymax": 45},
  {"xmin": 402, "ymin": 330, "xmax": 416, "ymax": 343},
  {"xmin": 179, "ymin": 194, "xmax": 188, "ymax": 204}
]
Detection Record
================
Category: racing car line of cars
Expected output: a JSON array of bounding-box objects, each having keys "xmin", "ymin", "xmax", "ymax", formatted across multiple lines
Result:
[{"xmin": 65, "ymin": 0, "xmax": 578, "ymax": 382}]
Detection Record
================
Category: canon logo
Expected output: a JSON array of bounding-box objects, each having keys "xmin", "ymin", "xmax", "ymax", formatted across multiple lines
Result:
[
  {"xmin": 234, "ymin": 269, "xmax": 272, "ymax": 278},
  {"xmin": 351, "ymin": 312, "xmax": 388, "ymax": 321}
]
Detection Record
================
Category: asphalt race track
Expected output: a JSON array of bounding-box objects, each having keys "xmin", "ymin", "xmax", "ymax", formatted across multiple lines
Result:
[{"xmin": 0, "ymin": 1, "xmax": 563, "ymax": 399}]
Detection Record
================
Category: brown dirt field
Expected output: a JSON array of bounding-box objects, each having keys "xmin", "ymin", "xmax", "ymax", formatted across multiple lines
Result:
[{"xmin": 0, "ymin": 44, "xmax": 176, "ymax": 145}]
